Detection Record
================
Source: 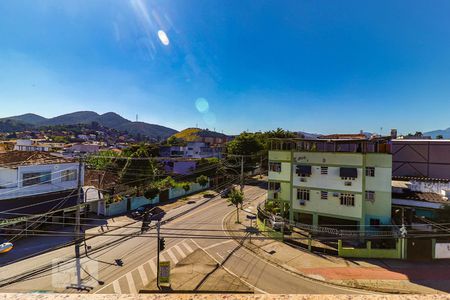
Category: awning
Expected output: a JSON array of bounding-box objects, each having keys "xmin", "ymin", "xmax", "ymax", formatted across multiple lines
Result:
[
  {"xmin": 296, "ymin": 165, "xmax": 312, "ymax": 176},
  {"xmin": 340, "ymin": 167, "xmax": 357, "ymax": 178}
]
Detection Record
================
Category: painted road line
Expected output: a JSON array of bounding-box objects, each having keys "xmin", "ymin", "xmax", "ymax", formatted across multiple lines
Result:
[
  {"xmin": 167, "ymin": 249, "xmax": 179, "ymax": 264},
  {"xmin": 173, "ymin": 245, "xmax": 187, "ymax": 259},
  {"xmin": 126, "ymin": 272, "xmax": 137, "ymax": 294},
  {"xmin": 137, "ymin": 265, "xmax": 148, "ymax": 285},
  {"xmin": 204, "ymin": 239, "xmax": 234, "ymax": 250},
  {"xmin": 216, "ymin": 252, "xmax": 224, "ymax": 260},
  {"xmin": 112, "ymin": 280, "xmax": 122, "ymax": 294},
  {"xmin": 181, "ymin": 241, "xmax": 193, "ymax": 253},
  {"xmin": 149, "ymin": 259, "xmax": 156, "ymax": 276}
]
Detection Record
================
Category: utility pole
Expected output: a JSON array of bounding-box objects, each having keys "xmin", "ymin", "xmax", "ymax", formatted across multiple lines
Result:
[
  {"xmin": 240, "ymin": 155, "xmax": 244, "ymax": 193},
  {"xmin": 68, "ymin": 156, "xmax": 91, "ymax": 291},
  {"xmin": 156, "ymin": 219, "xmax": 161, "ymax": 290}
]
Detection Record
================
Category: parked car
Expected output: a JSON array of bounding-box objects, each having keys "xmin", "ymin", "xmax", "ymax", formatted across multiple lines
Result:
[
  {"xmin": 220, "ymin": 187, "xmax": 231, "ymax": 198},
  {"xmin": 131, "ymin": 206, "xmax": 147, "ymax": 219},
  {"xmin": 269, "ymin": 215, "xmax": 285, "ymax": 231}
]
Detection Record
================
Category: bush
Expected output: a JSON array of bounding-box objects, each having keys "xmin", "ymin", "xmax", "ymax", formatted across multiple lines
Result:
[
  {"xmin": 144, "ymin": 186, "xmax": 160, "ymax": 199},
  {"xmin": 196, "ymin": 175, "xmax": 209, "ymax": 188}
]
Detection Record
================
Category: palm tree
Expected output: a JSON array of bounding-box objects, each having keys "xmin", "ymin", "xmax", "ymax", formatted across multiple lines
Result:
[{"xmin": 228, "ymin": 188, "xmax": 244, "ymax": 223}]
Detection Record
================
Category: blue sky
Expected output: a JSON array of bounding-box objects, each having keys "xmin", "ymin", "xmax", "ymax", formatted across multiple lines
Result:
[{"xmin": 0, "ymin": 0, "xmax": 449, "ymax": 135}]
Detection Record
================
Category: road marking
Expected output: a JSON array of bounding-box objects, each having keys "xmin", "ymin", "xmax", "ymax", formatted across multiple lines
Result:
[
  {"xmin": 173, "ymin": 245, "xmax": 187, "ymax": 259},
  {"xmin": 167, "ymin": 249, "xmax": 179, "ymax": 264},
  {"xmin": 204, "ymin": 239, "xmax": 234, "ymax": 250},
  {"xmin": 112, "ymin": 280, "xmax": 122, "ymax": 294},
  {"xmin": 181, "ymin": 241, "xmax": 193, "ymax": 253},
  {"xmin": 149, "ymin": 259, "xmax": 156, "ymax": 275},
  {"xmin": 216, "ymin": 252, "xmax": 224, "ymax": 260},
  {"xmin": 137, "ymin": 265, "xmax": 148, "ymax": 285},
  {"xmin": 191, "ymin": 239, "xmax": 267, "ymax": 294},
  {"xmin": 126, "ymin": 273, "xmax": 137, "ymax": 294}
]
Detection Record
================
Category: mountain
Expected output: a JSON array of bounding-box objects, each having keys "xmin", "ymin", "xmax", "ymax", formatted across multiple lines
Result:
[
  {"xmin": 172, "ymin": 128, "xmax": 230, "ymax": 141},
  {"xmin": 0, "ymin": 111, "xmax": 178, "ymax": 139},
  {"xmin": 5, "ymin": 113, "xmax": 47, "ymax": 125},
  {"xmin": 425, "ymin": 128, "xmax": 450, "ymax": 139}
]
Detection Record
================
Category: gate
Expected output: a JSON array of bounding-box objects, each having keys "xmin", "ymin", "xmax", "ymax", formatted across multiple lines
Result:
[{"xmin": 407, "ymin": 238, "xmax": 433, "ymax": 261}]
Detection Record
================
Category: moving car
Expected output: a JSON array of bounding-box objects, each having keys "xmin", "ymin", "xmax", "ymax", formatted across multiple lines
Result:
[{"xmin": 0, "ymin": 242, "xmax": 13, "ymax": 254}]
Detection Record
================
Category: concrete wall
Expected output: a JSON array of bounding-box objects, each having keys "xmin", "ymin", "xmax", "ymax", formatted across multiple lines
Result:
[
  {"xmin": 338, "ymin": 240, "xmax": 402, "ymax": 259},
  {"xmin": 392, "ymin": 140, "xmax": 450, "ymax": 180}
]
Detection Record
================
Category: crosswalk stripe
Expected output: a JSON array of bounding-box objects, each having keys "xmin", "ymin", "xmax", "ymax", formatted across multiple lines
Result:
[
  {"xmin": 181, "ymin": 241, "xmax": 193, "ymax": 253},
  {"xmin": 149, "ymin": 259, "xmax": 156, "ymax": 275},
  {"xmin": 126, "ymin": 273, "xmax": 137, "ymax": 294},
  {"xmin": 174, "ymin": 245, "xmax": 187, "ymax": 259},
  {"xmin": 138, "ymin": 265, "xmax": 148, "ymax": 285},
  {"xmin": 167, "ymin": 249, "xmax": 179, "ymax": 264},
  {"xmin": 112, "ymin": 280, "xmax": 122, "ymax": 294}
]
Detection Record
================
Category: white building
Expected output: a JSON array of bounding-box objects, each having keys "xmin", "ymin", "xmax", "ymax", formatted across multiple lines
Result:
[
  {"xmin": 14, "ymin": 139, "xmax": 50, "ymax": 152},
  {"xmin": 0, "ymin": 151, "xmax": 83, "ymax": 219}
]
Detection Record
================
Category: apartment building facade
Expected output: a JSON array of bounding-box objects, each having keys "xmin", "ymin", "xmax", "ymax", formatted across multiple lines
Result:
[{"xmin": 268, "ymin": 138, "xmax": 392, "ymax": 230}]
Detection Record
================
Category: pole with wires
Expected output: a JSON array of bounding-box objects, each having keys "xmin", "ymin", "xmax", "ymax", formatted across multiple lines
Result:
[
  {"xmin": 67, "ymin": 156, "xmax": 91, "ymax": 291},
  {"xmin": 240, "ymin": 155, "xmax": 244, "ymax": 193}
]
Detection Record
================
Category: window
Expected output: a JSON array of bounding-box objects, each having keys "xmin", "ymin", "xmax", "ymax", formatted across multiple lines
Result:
[
  {"xmin": 370, "ymin": 218, "xmax": 380, "ymax": 226},
  {"xmin": 320, "ymin": 191, "xmax": 328, "ymax": 200},
  {"xmin": 365, "ymin": 191, "xmax": 375, "ymax": 201},
  {"xmin": 268, "ymin": 181, "xmax": 281, "ymax": 191},
  {"xmin": 320, "ymin": 166, "xmax": 328, "ymax": 175},
  {"xmin": 22, "ymin": 172, "xmax": 52, "ymax": 186},
  {"xmin": 297, "ymin": 189, "xmax": 310, "ymax": 201},
  {"xmin": 366, "ymin": 167, "xmax": 375, "ymax": 177},
  {"xmin": 269, "ymin": 162, "xmax": 282, "ymax": 172},
  {"xmin": 296, "ymin": 165, "xmax": 311, "ymax": 177},
  {"xmin": 62, "ymin": 169, "xmax": 78, "ymax": 182},
  {"xmin": 339, "ymin": 193, "xmax": 355, "ymax": 206}
]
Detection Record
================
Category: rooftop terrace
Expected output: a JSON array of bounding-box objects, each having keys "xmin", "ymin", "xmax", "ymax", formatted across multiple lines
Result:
[{"xmin": 269, "ymin": 138, "xmax": 391, "ymax": 154}]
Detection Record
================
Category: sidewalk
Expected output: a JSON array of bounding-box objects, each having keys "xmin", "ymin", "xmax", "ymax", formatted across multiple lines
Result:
[{"xmin": 225, "ymin": 195, "xmax": 450, "ymax": 294}]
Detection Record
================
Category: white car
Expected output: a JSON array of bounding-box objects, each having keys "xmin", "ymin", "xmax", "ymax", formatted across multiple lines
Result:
[
  {"xmin": 0, "ymin": 242, "xmax": 13, "ymax": 254},
  {"xmin": 269, "ymin": 215, "xmax": 284, "ymax": 231}
]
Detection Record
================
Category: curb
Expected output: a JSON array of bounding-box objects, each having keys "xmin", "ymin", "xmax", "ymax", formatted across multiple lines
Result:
[{"xmin": 223, "ymin": 209, "xmax": 413, "ymax": 295}]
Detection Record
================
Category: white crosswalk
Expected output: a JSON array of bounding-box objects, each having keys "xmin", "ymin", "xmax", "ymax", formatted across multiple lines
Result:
[{"xmin": 100, "ymin": 239, "xmax": 197, "ymax": 294}]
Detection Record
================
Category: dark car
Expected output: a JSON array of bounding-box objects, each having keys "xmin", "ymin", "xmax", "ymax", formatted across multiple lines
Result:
[
  {"xmin": 131, "ymin": 206, "xmax": 147, "ymax": 219},
  {"xmin": 220, "ymin": 187, "xmax": 231, "ymax": 198}
]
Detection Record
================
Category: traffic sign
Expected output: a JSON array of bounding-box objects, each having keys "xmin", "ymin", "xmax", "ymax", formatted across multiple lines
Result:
[{"xmin": 158, "ymin": 261, "xmax": 170, "ymax": 286}]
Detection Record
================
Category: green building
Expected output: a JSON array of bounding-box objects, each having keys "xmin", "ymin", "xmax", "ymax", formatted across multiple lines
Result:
[{"xmin": 268, "ymin": 137, "xmax": 392, "ymax": 231}]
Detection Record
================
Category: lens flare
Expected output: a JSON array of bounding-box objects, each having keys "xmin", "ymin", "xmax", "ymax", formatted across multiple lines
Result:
[
  {"xmin": 195, "ymin": 98, "xmax": 209, "ymax": 113},
  {"xmin": 157, "ymin": 30, "xmax": 170, "ymax": 46}
]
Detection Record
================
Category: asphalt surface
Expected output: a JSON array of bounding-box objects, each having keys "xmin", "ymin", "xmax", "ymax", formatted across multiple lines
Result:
[{"xmin": 0, "ymin": 184, "xmax": 367, "ymax": 294}]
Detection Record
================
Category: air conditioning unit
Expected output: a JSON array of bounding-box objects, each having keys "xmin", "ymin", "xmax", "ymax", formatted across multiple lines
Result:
[
  {"xmin": 345, "ymin": 181, "xmax": 352, "ymax": 186},
  {"xmin": 300, "ymin": 200, "xmax": 305, "ymax": 206},
  {"xmin": 300, "ymin": 178, "xmax": 307, "ymax": 182}
]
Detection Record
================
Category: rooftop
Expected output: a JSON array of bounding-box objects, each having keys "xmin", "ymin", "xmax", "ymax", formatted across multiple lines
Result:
[
  {"xmin": 0, "ymin": 151, "xmax": 73, "ymax": 168},
  {"xmin": 392, "ymin": 191, "xmax": 448, "ymax": 204},
  {"xmin": 268, "ymin": 137, "xmax": 391, "ymax": 153}
]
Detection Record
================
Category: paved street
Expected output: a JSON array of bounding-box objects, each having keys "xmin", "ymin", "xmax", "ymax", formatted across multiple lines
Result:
[{"xmin": 0, "ymin": 185, "xmax": 366, "ymax": 294}]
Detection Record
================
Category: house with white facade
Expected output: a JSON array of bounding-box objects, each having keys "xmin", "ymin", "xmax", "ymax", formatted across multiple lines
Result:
[{"xmin": 0, "ymin": 151, "xmax": 83, "ymax": 220}]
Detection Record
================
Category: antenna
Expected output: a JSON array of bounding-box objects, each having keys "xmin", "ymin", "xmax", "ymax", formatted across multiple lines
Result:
[{"xmin": 136, "ymin": 114, "xmax": 138, "ymax": 122}]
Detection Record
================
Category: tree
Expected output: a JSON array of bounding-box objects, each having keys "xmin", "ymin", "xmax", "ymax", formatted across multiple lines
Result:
[
  {"xmin": 182, "ymin": 182, "xmax": 191, "ymax": 194},
  {"xmin": 437, "ymin": 135, "xmax": 444, "ymax": 139},
  {"xmin": 228, "ymin": 188, "xmax": 244, "ymax": 223},
  {"xmin": 196, "ymin": 175, "xmax": 209, "ymax": 188},
  {"xmin": 227, "ymin": 132, "xmax": 264, "ymax": 156}
]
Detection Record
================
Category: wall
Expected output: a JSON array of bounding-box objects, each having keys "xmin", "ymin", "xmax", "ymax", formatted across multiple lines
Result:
[
  {"xmin": 169, "ymin": 182, "xmax": 209, "ymax": 199},
  {"xmin": 435, "ymin": 242, "xmax": 450, "ymax": 259},
  {"xmin": 105, "ymin": 199, "xmax": 128, "ymax": 216},
  {"xmin": 130, "ymin": 196, "xmax": 159, "ymax": 210},
  {"xmin": 338, "ymin": 240, "xmax": 402, "ymax": 259},
  {"xmin": 392, "ymin": 140, "xmax": 450, "ymax": 180},
  {"xmin": 268, "ymin": 162, "xmax": 291, "ymax": 182},
  {"xmin": 292, "ymin": 188, "xmax": 363, "ymax": 219},
  {"xmin": 0, "ymin": 167, "xmax": 17, "ymax": 188}
]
